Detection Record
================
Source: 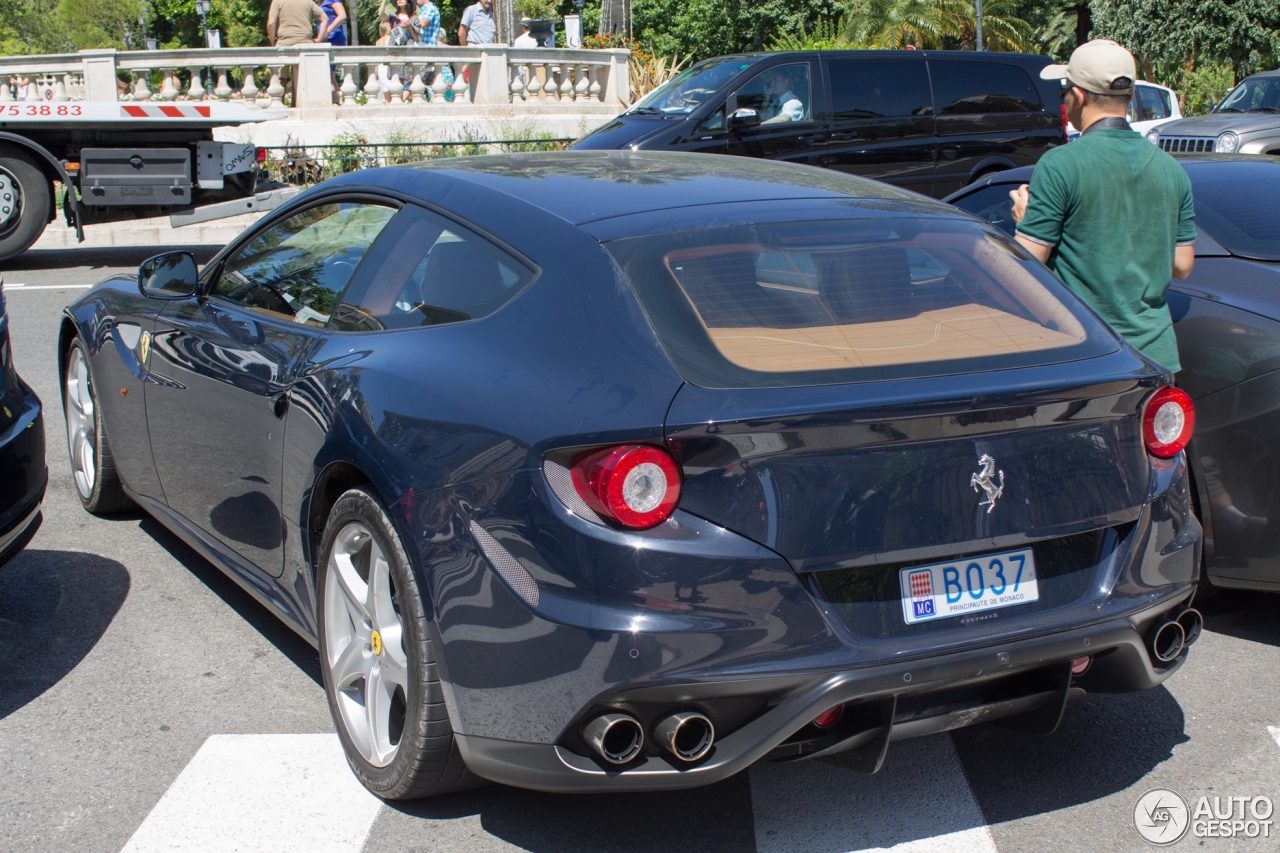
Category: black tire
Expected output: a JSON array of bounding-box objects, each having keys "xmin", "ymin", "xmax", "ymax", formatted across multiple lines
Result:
[
  {"xmin": 62, "ymin": 340, "xmax": 133, "ymax": 514},
  {"xmin": 0, "ymin": 146, "xmax": 52, "ymax": 262},
  {"xmin": 317, "ymin": 486, "xmax": 482, "ymax": 799}
]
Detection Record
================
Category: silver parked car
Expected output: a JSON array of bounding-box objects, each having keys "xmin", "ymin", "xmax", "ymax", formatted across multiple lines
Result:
[{"xmin": 1148, "ymin": 71, "xmax": 1280, "ymax": 154}]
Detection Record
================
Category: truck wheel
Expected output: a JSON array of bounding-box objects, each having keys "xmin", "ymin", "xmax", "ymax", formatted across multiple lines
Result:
[{"xmin": 0, "ymin": 147, "xmax": 52, "ymax": 261}]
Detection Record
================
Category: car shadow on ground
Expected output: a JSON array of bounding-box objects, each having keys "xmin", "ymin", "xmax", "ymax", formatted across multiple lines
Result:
[
  {"xmin": 378, "ymin": 687, "xmax": 1187, "ymax": 852},
  {"xmin": 137, "ymin": 514, "xmax": 322, "ymax": 687},
  {"xmin": 386, "ymin": 772, "xmax": 759, "ymax": 853},
  {"xmin": 0, "ymin": 548, "xmax": 130, "ymax": 720},
  {"xmin": 6, "ymin": 245, "xmax": 223, "ymax": 273},
  {"xmin": 953, "ymin": 685, "xmax": 1188, "ymax": 824},
  {"xmin": 1195, "ymin": 588, "xmax": 1280, "ymax": 648}
]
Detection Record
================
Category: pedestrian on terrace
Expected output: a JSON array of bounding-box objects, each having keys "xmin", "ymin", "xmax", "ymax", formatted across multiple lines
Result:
[
  {"xmin": 1010, "ymin": 39, "xmax": 1195, "ymax": 373},
  {"xmin": 413, "ymin": 0, "xmax": 442, "ymax": 45},
  {"xmin": 319, "ymin": 0, "xmax": 348, "ymax": 46},
  {"xmin": 458, "ymin": 0, "xmax": 495, "ymax": 45},
  {"xmin": 267, "ymin": 0, "xmax": 325, "ymax": 46}
]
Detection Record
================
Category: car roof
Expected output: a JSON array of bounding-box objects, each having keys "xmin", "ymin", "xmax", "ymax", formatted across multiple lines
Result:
[
  {"xmin": 366, "ymin": 151, "xmax": 950, "ymax": 226},
  {"xmin": 946, "ymin": 153, "xmax": 1280, "ymax": 203},
  {"xmin": 710, "ymin": 49, "xmax": 1050, "ymax": 64}
]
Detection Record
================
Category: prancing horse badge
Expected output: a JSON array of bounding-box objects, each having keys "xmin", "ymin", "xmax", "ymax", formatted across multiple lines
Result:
[{"xmin": 970, "ymin": 454, "xmax": 1005, "ymax": 514}]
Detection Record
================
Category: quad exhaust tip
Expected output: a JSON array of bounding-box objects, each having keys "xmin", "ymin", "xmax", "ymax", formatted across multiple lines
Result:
[
  {"xmin": 1149, "ymin": 619, "xmax": 1186, "ymax": 664},
  {"xmin": 1177, "ymin": 608, "xmax": 1203, "ymax": 647},
  {"xmin": 654, "ymin": 711, "xmax": 716, "ymax": 763},
  {"xmin": 582, "ymin": 713, "xmax": 645, "ymax": 765}
]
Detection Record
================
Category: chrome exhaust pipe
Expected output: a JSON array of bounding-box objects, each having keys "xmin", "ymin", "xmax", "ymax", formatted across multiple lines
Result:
[
  {"xmin": 1148, "ymin": 620, "xmax": 1186, "ymax": 664},
  {"xmin": 1177, "ymin": 608, "xmax": 1203, "ymax": 647},
  {"xmin": 653, "ymin": 711, "xmax": 715, "ymax": 763},
  {"xmin": 582, "ymin": 713, "xmax": 644, "ymax": 765}
]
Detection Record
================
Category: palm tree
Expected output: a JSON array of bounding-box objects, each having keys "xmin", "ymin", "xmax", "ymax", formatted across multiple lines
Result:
[
  {"xmin": 842, "ymin": 0, "xmax": 952, "ymax": 50},
  {"xmin": 842, "ymin": 0, "xmax": 1032, "ymax": 52},
  {"xmin": 943, "ymin": 0, "xmax": 1033, "ymax": 52}
]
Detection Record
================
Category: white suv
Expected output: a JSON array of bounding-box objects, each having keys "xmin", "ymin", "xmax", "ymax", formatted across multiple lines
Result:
[{"xmin": 1066, "ymin": 81, "xmax": 1182, "ymax": 141}]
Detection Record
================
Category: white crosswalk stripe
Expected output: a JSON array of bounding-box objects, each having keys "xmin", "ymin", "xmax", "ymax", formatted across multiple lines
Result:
[
  {"xmin": 750, "ymin": 734, "xmax": 997, "ymax": 853},
  {"xmin": 120, "ymin": 734, "xmax": 382, "ymax": 853},
  {"xmin": 123, "ymin": 731, "xmax": 1000, "ymax": 853}
]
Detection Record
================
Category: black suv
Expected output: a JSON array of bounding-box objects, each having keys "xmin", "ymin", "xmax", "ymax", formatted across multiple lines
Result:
[{"xmin": 574, "ymin": 50, "xmax": 1065, "ymax": 198}]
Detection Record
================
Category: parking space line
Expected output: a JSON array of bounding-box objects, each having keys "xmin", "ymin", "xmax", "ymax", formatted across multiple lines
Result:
[
  {"xmin": 749, "ymin": 734, "xmax": 997, "ymax": 853},
  {"xmin": 1269, "ymin": 726, "xmax": 1280, "ymax": 750},
  {"xmin": 120, "ymin": 734, "xmax": 383, "ymax": 853}
]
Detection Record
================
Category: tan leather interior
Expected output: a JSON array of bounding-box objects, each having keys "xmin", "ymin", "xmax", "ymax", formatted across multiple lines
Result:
[{"xmin": 706, "ymin": 303, "xmax": 1085, "ymax": 372}]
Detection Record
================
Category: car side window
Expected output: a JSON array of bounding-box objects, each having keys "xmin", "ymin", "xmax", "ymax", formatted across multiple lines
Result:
[
  {"xmin": 215, "ymin": 201, "xmax": 397, "ymax": 327},
  {"xmin": 951, "ymin": 184, "xmax": 1018, "ymax": 236},
  {"xmin": 329, "ymin": 204, "xmax": 535, "ymax": 332},
  {"xmin": 733, "ymin": 63, "xmax": 812, "ymax": 124},
  {"xmin": 696, "ymin": 105, "xmax": 726, "ymax": 133},
  {"xmin": 828, "ymin": 60, "xmax": 932, "ymax": 119},
  {"xmin": 1136, "ymin": 86, "xmax": 1170, "ymax": 121},
  {"xmin": 931, "ymin": 62, "xmax": 1042, "ymax": 114}
]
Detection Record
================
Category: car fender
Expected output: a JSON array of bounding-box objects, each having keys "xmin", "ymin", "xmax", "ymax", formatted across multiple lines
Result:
[
  {"xmin": 1240, "ymin": 135, "xmax": 1280, "ymax": 155},
  {"xmin": 965, "ymin": 155, "xmax": 1020, "ymax": 184}
]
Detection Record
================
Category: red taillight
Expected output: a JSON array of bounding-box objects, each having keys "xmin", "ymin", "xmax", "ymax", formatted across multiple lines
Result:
[
  {"xmin": 256, "ymin": 147, "xmax": 267, "ymax": 162},
  {"xmin": 1071, "ymin": 655, "xmax": 1092, "ymax": 676},
  {"xmin": 1060, "ymin": 104, "xmax": 1069, "ymax": 132},
  {"xmin": 812, "ymin": 705, "xmax": 843, "ymax": 729},
  {"xmin": 1142, "ymin": 386, "xmax": 1195, "ymax": 458},
  {"xmin": 570, "ymin": 444, "xmax": 682, "ymax": 529}
]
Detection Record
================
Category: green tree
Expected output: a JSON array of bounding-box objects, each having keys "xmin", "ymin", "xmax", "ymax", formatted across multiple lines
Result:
[
  {"xmin": 841, "ymin": 0, "xmax": 1031, "ymax": 51},
  {"xmin": 769, "ymin": 15, "xmax": 845, "ymax": 51},
  {"xmin": 632, "ymin": 0, "xmax": 840, "ymax": 61},
  {"xmin": 57, "ymin": 0, "xmax": 143, "ymax": 49},
  {"xmin": 1091, "ymin": 0, "xmax": 1280, "ymax": 84},
  {"xmin": 0, "ymin": 0, "xmax": 69, "ymax": 54},
  {"xmin": 841, "ymin": 0, "xmax": 950, "ymax": 49}
]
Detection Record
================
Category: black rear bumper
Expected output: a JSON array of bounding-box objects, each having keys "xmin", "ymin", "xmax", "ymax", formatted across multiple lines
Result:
[{"xmin": 456, "ymin": 592, "xmax": 1193, "ymax": 793}]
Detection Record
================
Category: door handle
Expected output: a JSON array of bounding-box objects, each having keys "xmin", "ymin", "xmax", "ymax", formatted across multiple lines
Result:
[
  {"xmin": 830, "ymin": 131, "xmax": 857, "ymax": 141},
  {"xmin": 796, "ymin": 133, "xmax": 826, "ymax": 145}
]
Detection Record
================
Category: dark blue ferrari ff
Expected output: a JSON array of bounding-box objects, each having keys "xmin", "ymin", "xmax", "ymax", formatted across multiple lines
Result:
[{"xmin": 60, "ymin": 151, "xmax": 1202, "ymax": 799}]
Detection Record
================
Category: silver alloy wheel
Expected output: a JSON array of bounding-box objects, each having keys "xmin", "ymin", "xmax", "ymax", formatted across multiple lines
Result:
[
  {"xmin": 0, "ymin": 171, "xmax": 19, "ymax": 231},
  {"xmin": 324, "ymin": 521, "xmax": 409, "ymax": 768},
  {"xmin": 64, "ymin": 346, "xmax": 96, "ymax": 499}
]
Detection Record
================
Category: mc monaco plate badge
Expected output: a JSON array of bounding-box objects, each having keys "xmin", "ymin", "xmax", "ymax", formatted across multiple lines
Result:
[{"xmin": 899, "ymin": 547, "xmax": 1040, "ymax": 625}]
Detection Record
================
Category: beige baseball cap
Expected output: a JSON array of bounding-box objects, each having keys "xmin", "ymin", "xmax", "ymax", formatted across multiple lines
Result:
[{"xmin": 1040, "ymin": 39, "xmax": 1136, "ymax": 95}]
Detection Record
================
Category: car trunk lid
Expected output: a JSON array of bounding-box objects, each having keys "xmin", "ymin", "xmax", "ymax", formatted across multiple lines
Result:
[{"xmin": 666, "ymin": 365, "xmax": 1154, "ymax": 641}]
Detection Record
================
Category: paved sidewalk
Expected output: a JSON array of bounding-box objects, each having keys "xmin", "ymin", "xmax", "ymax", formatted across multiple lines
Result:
[{"xmin": 32, "ymin": 211, "xmax": 267, "ymax": 252}]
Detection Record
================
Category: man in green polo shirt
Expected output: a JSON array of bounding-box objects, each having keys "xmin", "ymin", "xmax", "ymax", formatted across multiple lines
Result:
[{"xmin": 1010, "ymin": 39, "xmax": 1196, "ymax": 373}]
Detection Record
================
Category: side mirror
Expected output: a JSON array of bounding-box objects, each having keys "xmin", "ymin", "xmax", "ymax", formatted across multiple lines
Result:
[
  {"xmin": 728, "ymin": 107, "xmax": 761, "ymax": 131},
  {"xmin": 139, "ymin": 251, "xmax": 199, "ymax": 299}
]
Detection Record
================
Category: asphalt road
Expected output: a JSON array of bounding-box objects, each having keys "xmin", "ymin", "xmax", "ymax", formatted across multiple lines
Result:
[{"xmin": 2, "ymin": 246, "xmax": 1278, "ymax": 853}]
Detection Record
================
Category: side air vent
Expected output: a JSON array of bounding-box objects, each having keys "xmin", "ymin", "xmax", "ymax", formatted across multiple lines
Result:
[
  {"xmin": 469, "ymin": 520, "xmax": 540, "ymax": 606},
  {"xmin": 542, "ymin": 458, "xmax": 604, "ymax": 524}
]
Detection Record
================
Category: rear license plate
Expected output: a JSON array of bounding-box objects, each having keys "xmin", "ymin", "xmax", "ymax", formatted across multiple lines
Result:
[{"xmin": 899, "ymin": 547, "xmax": 1038, "ymax": 625}]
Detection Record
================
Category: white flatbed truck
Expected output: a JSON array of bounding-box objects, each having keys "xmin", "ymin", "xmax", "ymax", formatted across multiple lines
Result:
[{"xmin": 0, "ymin": 101, "xmax": 298, "ymax": 260}]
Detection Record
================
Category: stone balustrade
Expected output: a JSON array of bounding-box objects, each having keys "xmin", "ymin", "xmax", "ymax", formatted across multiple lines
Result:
[{"xmin": 0, "ymin": 45, "xmax": 629, "ymax": 110}]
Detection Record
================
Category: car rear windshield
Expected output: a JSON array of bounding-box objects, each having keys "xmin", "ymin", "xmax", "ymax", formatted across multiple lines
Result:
[
  {"xmin": 604, "ymin": 218, "xmax": 1117, "ymax": 388},
  {"xmin": 1188, "ymin": 162, "xmax": 1280, "ymax": 261}
]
